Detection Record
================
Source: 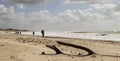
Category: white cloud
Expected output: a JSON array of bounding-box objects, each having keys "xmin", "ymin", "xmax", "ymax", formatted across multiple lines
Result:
[
  {"xmin": 0, "ymin": 4, "xmax": 57, "ymax": 30},
  {"xmin": 113, "ymin": 2, "xmax": 120, "ymax": 12},
  {"xmin": 59, "ymin": 9, "xmax": 104, "ymax": 21},
  {"xmin": 1, "ymin": 2, "xmax": 120, "ymax": 31},
  {"xmin": 0, "ymin": 4, "xmax": 16, "ymax": 28},
  {"xmin": 28, "ymin": 10, "xmax": 57, "ymax": 30},
  {"xmin": 15, "ymin": 4, "xmax": 25, "ymax": 9},
  {"xmin": 0, "ymin": 4, "xmax": 28, "ymax": 29},
  {"xmin": 91, "ymin": 3, "xmax": 116, "ymax": 9},
  {"xmin": 57, "ymin": 9, "xmax": 108, "ymax": 31},
  {"xmin": 64, "ymin": 0, "xmax": 110, "ymax": 4},
  {"xmin": 8, "ymin": 0, "xmax": 52, "ymax": 4},
  {"xmin": 0, "ymin": 4, "xmax": 7, "ymax": 13}
]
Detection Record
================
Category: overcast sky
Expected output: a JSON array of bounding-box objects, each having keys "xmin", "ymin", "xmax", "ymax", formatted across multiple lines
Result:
[{"xmin": 0, "ymin": 0, "xmax": 120, "ymax": 31}]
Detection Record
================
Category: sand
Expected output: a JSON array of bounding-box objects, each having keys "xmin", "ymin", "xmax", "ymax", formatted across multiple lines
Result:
[{"xmin": 0, "ymin": 31, "xmax": 120, "ymax": 61}]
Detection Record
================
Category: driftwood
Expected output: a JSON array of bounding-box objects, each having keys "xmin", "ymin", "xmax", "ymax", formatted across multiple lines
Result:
[
  {"xmin": 45, "ymin": 41, "xmax": 120, "ymax": 57},
  {"xmin": 57, "ymin": 41, "xmax": 95, "ymax": 56},
  {"xmin": 46, "ymin": 45, "xmax": 63, "ymax": 54},
  {"xmin": 46, "ymin": 41, "xmax": 95, "ymax": 56}
]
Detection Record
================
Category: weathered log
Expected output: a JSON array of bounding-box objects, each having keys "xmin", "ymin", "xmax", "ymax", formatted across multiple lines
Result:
[
  {"xmin": 46, "ymin": 45, "xmax": 63, "ymax": 54},
  {"xmin": 57, "ymin": 41, "xmax": 95, "ymax": 55}
]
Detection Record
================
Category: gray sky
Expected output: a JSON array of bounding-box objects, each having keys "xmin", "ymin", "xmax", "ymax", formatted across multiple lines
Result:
[{"xmin": 0, "ymin": 0, "xmax": 120, "ymax": 31}]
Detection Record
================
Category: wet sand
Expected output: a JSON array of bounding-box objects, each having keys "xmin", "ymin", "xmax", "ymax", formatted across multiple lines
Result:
[{"xmin": 0, "ymin": 31, "xmax": 120, "ymax": 61}]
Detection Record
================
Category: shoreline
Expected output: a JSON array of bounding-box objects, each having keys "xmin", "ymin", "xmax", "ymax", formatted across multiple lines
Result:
[{"xmin": 8, "ymin": 31, "xmax": 120, "ymax": 42}]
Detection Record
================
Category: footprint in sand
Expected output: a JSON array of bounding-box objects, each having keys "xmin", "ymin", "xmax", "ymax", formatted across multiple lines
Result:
[{"xmin": 0, "ymin": 44, "xmax": 5, "ymax": 46}]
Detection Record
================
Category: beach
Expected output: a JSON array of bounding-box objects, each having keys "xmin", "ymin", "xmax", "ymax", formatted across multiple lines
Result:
[{"xmin": 0, "ymin": 31, "xmax": 120, "ymax": 61}]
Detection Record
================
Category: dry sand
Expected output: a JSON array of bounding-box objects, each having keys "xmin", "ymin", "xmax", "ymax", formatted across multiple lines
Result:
[{"xmin": 0, "ymin": 31, "xmax": 120, "ymax": 61}]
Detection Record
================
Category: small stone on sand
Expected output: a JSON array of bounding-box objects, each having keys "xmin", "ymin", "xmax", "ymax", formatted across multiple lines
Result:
[{"xmin": 41, "ymin": 52, "xmax": 46, "ymax": 55}]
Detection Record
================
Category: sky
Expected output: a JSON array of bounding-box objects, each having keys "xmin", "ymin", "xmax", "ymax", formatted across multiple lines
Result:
[{"xmin": 0, "ymin": 0, "xmax": 120, "ymax": 31}]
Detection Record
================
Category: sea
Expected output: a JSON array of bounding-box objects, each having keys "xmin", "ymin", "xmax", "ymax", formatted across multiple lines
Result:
[{"xmin": 11, "ymin": 31, "xmax": 120, "ymax": 42}]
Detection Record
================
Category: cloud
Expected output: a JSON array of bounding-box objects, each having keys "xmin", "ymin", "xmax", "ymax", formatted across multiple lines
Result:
[
  {"xmin": 64, "ymin": 0, "xmax": 110, "ymax": 4},
  {"xmin": 0, "ymin": 4, "xmax": 28, "ymax": 29},
  {"xmin": 57, "ymin": 9, "xmax": 107, "ymax": 31},
  {"xmin": 0, "ymin": 4, "xmax": 57, "ymax": 30},
  {"xmin": 113, "ymin": 2, "xmax": 120, "ymax": 12},
  {"xmin": 1, "ymin": 2, "xmax": 120, "ymax": 31},
  {"xmin": 58, "ymin": 9, "xmax": 120, "ymax": 31},
  {"xmin": 0, "ymin": 4, "xmax": 16, "ymax": 28},
  {"xmin": 91, "ymin": 3, "xmax": 116, "ymax": 10},
  {"xmin": 15, "ymin": 4, "xmax": 25, "ymax": 9},
  {"xmin": 27, "ymin": 9, "xmax": 104, "ymax": 31},
  {"xmin": 8, "ymin": 0, "xmax": 52, "ymax": 4}
]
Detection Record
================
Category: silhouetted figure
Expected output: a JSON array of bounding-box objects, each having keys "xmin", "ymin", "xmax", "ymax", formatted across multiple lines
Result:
[
  {"xmin": 41, "ymin": 30, "xmax": 45, "ymax": 37},
  {"xmin": 19, "ymin": 32, "xmax": 21, "ymax": 34},
  {"xmin": 15, "ymin": 31, "xmax": 19, "ymax": 34},
  {"xmin": 33, "ymin": 31, "xmax": 35, "ymax": 36}
]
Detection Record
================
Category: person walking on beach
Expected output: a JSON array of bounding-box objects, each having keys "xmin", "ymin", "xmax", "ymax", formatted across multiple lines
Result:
[
  {"xmin": 33, "ymin": 31, "xmax": 35, "ymax": 36},
  {"xmin": 41, "ymin": 30, "xmax": 45, "ymax": 38}
]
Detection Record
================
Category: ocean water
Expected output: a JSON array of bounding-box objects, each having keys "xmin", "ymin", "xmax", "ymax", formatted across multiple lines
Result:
[{"xmin": 16, "ymin": 31, "xmax": 120, "ymax": 42}]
